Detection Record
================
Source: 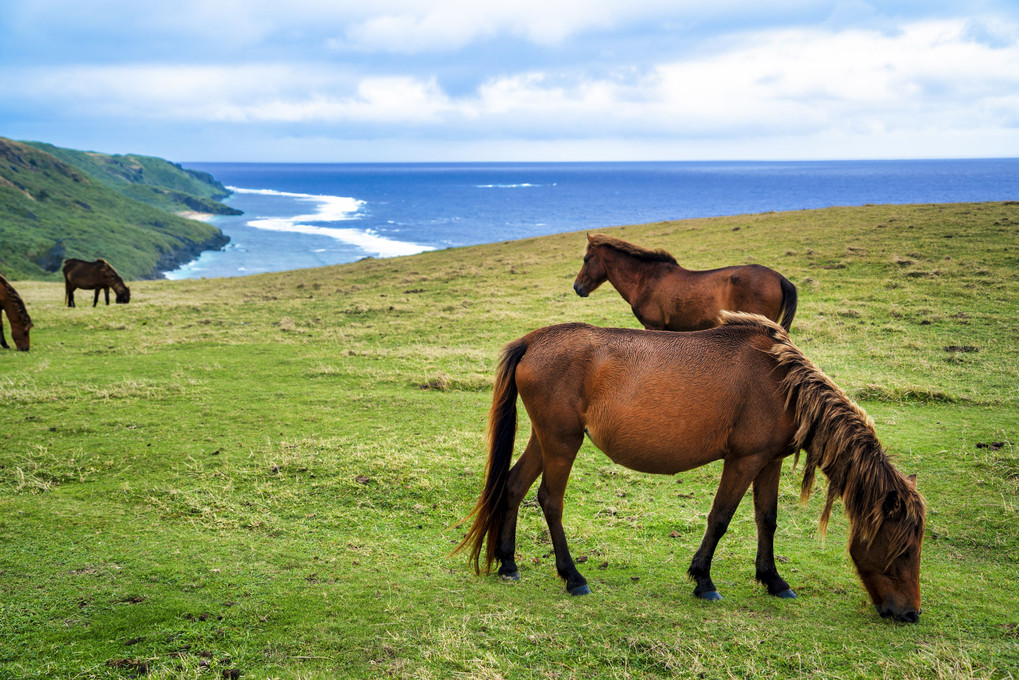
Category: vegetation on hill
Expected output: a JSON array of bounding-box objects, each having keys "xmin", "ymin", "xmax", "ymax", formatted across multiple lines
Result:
[
  {"xmin": 25, "ymin": 142, "xmax": 240, "ymax": 217},
  {"xmin": 1, "ymin": 202, "xmax": 1017, "ymax": 678},
  {"xmin": 0, "ymin": 137, "xmax": 230, "ymax": 281}
]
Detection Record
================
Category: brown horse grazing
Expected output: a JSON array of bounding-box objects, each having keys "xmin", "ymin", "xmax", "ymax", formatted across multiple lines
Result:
[
  {"xmin": 573, "ymin": 234, "xmax": 797, "ymax": 331},
  {"xmin": 0, "ymin": 274, "xmax": 33, "ymax": 351},
  {"xmin": 455, "ymin": 313, "xmax": 925, "ymax": 622},
  {"xmin": 63, "ymin": 258, "xmax": 131, "ymax": 307}
]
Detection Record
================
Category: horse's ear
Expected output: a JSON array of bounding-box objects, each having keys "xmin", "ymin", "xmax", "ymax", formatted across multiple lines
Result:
[
  {"xmin": 882, "ymin": 490, "xmax": 903, "ymax": 517},
  {"xmin": 907, "ymin": 473, "xmax": 917, "ymax": 487},
  {"xmin": 586, "ymin": 233, "xmax": 594, "ymax": 243}
]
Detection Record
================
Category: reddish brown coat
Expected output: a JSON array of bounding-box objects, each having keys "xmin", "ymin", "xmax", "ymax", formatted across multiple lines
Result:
[
  {"xmin": 457, "ymin": 313, "xmax": 924, "ymax": 622},
  {"xmin": 574, "ymin": 233, "xmax": 797, "ymax": 331}
]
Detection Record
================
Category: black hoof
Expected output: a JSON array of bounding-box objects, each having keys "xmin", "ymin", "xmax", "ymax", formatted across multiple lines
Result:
[
  {"xmin": 499, "ymin": 571, "xmax": 520, "ymax": 582},
  {"xmin": 697, "ymin": 590, "xmax": 722, "ymax": 601},
  {"xmin": 569, "ymin": 584, "xmax": 591, "ymax": 596},
  {"xmin": 773, "ymin": 588, "xmax": 797, "ymax": 599}
]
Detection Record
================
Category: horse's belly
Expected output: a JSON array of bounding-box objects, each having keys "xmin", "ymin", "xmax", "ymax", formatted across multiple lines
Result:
[{"xmin": 585, "ymin": 422, "xmax": 726, "ymax": 475}]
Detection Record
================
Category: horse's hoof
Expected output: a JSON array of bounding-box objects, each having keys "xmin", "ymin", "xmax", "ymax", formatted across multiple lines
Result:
[
  {"xmin": 773, "ymin": 588, "xmax": 797, "ymax": 599},
  {"xmin": 569, "ymin": 584, "xmax": 591, "ymax": 596},
  {"xmin": 697, "ymin": 590, "xmax": 723, "ymax": 601},
  {"xmin": 499, "ymin": 571, "xmax": 521, "ymax": 582}
]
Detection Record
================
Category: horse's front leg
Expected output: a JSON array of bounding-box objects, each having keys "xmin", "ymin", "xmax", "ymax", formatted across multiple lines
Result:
[
  {"xmin": 104, "ymin": 287, "xmax": 110, "ymax": 305},
  {"xmin": 93, "ymin": 289, "xmax": 101, "ymax": 307},
  {"xmin": 494, "ymin": 430, "xmax": 544, "ymax": 581},
  {"xmin": 753, "ymin": 456, "xmax": 796, "ymax": 598},
  {"xmin": 535, "ymin": 431, "xmax": 588, "ymax": 595},
  {"xmin": 688, "ymin": 457, "xmax": 761, "ymax": 600}
]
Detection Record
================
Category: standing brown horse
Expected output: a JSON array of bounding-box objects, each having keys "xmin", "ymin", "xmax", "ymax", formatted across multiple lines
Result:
[
  {"xmin": 0, "ymin": 274, "xmax": 33, "ymax": 351},
  {"xmin": 573, "ymin": 234, "xmax": 797, "ymax": 331},
  {"xmin": 63, "ymin": 258, "xmax": 130, "ymax": 307},
  {"xmin": 456, "ymin": 313, "xmax": 925, "ymax": 622}
]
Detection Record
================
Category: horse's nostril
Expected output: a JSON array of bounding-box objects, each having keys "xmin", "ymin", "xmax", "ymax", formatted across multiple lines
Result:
[{"xmin": 901, "ymin": 610, "xmax": 919, "ymax": 623}]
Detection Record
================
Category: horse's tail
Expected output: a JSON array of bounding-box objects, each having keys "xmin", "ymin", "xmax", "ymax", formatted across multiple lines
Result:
[
  {"xmin": 452, "ymin": 337, "xmax": 529, "ymax": 574},
  {"xmin": 777, "ymin": 275, "xmax": 798, "ymax": 331}
]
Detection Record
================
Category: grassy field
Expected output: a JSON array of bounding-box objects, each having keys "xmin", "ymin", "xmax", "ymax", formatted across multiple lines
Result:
[{"xmin": 1, "ymin": 202, "xmax": 1017, "ymax": 679}]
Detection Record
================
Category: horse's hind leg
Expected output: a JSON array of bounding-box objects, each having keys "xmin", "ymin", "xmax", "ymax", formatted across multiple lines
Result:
[
  {"xmin": 752, "ymin": 457, "xmax": 795, "ymax": 598},
  {"xmin": 688, "ymin": 457, "xmax": 762, "ymax": 600},
  {"xmin": 494, "ymin": 429, "xmax": 544, "ymax": 581},
  {"xmin": 0, "ymin": 312, "xmax": 8, "ymax": 349},
  {"xmin": 535, "ymin": 430, "xmax": 589, "ymax": 595},
  {"xmin": 66, "ymin": 283, "xmax": 75, "ymax": 308}
]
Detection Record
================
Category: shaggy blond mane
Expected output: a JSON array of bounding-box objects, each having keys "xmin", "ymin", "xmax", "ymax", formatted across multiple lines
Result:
[
  {"xmin": 720, "ymin": 311, "xmax": 925, "ymax": 561},
  {"xmin": 588, "ymin": 234, "xmax": 677, "ymax": 265}
]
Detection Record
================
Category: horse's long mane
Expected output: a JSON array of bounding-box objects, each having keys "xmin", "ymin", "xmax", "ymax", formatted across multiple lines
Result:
[
  {"xmin": 720, "ymin": 312, "xmax": 925, "ymax": 560},
  {"xmin": 0, "ymin": 275, "xmax": 32, "ymax": 326},
  {"xmin": 589, "ymin": 234, "xmax": 677, "ymax": 265}
]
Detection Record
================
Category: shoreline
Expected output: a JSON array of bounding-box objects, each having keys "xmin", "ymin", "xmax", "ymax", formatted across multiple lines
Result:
[{"xmin": 176, "ymin": 210, "xmax": 216, "ymax": 222}]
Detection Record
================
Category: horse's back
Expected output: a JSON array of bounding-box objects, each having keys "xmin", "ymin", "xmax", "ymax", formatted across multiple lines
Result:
[
  {"xmin": 63, "ymin": 258, "xmax": 108, "ymax": 286},
  {"xmin": 680, "ymin": 263, "xmax": 789, "ymax": 327}
]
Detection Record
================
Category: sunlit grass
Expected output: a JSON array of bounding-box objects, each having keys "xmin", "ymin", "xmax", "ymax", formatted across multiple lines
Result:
[{"xmin": 1, "ymin": 202, "xmax": 1017, "ymax": 678}]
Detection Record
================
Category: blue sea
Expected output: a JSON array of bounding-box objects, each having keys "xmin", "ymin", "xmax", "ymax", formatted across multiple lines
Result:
[{"xmin": 169, "ymin": 159, "xmax": 1019, "ymax": 279}]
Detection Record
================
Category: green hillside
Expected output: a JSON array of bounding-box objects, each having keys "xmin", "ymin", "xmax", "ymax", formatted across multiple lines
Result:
[
  {"xmin": 0, "ymin": 138, "xmax": 229, "ymax": 281},
  {"xmin": 25, "ymin": 141, "xmax": 240, "ymax": 217}
]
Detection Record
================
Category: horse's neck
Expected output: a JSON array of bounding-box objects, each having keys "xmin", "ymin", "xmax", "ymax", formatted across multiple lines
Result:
[
  {"xmin": 604, "ymin": 251, "xmax": 673, "ymax": 302},
  {"xmin": 0, "ymin": 291, "xmax": 23, "ymax": 324}
]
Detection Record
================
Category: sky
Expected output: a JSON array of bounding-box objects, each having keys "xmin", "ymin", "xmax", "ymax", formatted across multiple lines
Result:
[{"xmin": 1, "ymin": 0, "xmax": 1017, "ymax": 163}]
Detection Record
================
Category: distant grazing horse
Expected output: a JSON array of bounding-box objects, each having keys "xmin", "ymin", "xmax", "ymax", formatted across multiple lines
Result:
[
  {"xmin": 0, "ymin": 274, "xmax": 33, "ymax": 351},
  {"xmin": 573, "ymin": 234, "xmax": 797, "ymax": 331},
  {"xmin": 63, "ymin": 258, "xmax": 130, "ymax": 307},
  {"xmin": 456, "ymin": 313, "xmax": 925, "ymax": 622}
]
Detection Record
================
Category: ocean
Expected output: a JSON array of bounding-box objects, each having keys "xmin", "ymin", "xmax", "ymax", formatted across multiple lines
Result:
[{"xmin": 170, "ymin": 159, "xmax": 1019, "ymax": 279}]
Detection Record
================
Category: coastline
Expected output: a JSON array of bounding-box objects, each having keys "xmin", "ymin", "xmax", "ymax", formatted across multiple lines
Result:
[
  {"xmin": 177, "ymin": 210, "xmax": 217, "ymax": 222},
  {"xmin": 142, "ymin": 211, "xmax": 232, "ymax": 279},
  {"xmin": 170, "ymin": 159, "xmax": 1019, "ymax": 280}
]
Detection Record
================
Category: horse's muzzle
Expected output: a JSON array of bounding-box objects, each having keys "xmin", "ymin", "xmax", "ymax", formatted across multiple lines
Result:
[
  {"xmin": 879, "ymin": 606, "xmax": 921, "ymax": 623},
  {"xmin": 573, "ymin": 282, "xmax": 588, "ymax": 297}
]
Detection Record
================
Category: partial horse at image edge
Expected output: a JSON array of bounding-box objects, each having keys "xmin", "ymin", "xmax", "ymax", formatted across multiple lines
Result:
[
  {"xmin": 0, "ymin": 273, "xmax": 33, "ymax": 351},
  {"xmin": 63, "ymin": 258, "xmax": 131, "ymax": 307},
  {"xmin": 574, "ymin": 233, "xmax": 797, "ymax": 331},
  {"xmin": 455, "ymin": 312, "xmax": 925, "ymax": 622}
]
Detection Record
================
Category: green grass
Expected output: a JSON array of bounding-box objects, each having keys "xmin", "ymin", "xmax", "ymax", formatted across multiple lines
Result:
[{"xmin": 1, "ymin": 202, "xmax": 1018, "ymax": 679}]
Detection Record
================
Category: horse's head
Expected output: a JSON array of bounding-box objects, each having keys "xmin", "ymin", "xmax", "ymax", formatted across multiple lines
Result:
[
  {"xmin": 573, "ymin": 236, "xmax": 608, "ymax": 297},
  {"xmin": 11, "ymin": 318, "xmax": 32, "ymax": 351},
  {"xmin": 115, "ymin": 285, "xmax": 131, "ymax": 304},
  {"xmin": 849, "ymin": 476, "xmax": 925, "ymax": 623}
]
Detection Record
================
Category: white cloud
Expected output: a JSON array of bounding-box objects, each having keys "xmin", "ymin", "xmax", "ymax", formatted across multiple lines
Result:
[
  {"xmin": 3, "ymin": 9, "xmax": 1018, "ymax": 160},
  {"xmin": 6, "ymin": 17, "xmax": 1016, "ymax": 139}
]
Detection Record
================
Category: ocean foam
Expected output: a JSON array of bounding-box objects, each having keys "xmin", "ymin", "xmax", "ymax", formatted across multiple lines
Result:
[{"xmin": 229, "ymin": 186, "xmax": 433, "ymax": 259}]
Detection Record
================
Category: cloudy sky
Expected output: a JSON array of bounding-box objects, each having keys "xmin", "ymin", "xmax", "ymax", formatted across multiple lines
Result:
[{"xmin": 1, "ymin": 0, "xmax": 1017, "ymax": 162}]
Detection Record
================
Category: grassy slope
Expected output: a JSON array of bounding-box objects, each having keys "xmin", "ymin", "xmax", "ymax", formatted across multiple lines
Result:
[
  {"xmin": 25, "ymin": 142, "xmax": 240, "ymax": 217},
  {"xmin": 0, "ymin": 138, "xmax": 227, "ymax": 281},
  {"xmin": 1, "ymin": 202, "xmax": 1017, "ymax": 679}
]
